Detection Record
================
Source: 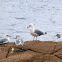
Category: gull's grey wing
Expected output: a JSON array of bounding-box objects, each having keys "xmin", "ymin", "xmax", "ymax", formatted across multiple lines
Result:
[
  {"xmin": 16, "ymin": 38, "xmax": 24, "ymax": 46},
  {"xmin": 15, "ymin": 39, "xmax": 20, "ymax": 45},
  {"xmin": 34, "ymin": 29, "xmax": 44, "ymax": 36},
  {"xmin": 0, "ymin": 38, "xmax": 8, "ymax": 44},
  {"xmin": 20, "ymin": 39, "xmax": 24, "ymax": 46}
]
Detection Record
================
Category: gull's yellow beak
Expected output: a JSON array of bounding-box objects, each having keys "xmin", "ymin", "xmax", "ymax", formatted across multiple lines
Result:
[
  {"xmin": 9, "ymin": 35, "xmax": 11, "ymax": 37},
  {"xmin": 54, "ymin": 35, "xmax": 56, "ymax": 37},
  {"xmin": 27, "ymin": 26, "xmax": 29, "ymax": 28}
]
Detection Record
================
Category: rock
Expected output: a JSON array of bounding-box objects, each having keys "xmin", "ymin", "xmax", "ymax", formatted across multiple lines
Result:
[
  {"xmin": 44, "ymin": 55, "xmax": 62, "ymax": 62},
  {"xmin": 0, "ymin": 41, "xmax": 62, "ymax": 62},
  {"xmin": 24, "ymin": 41, "xmax": 57, "ymax": 54},
  {"xmin": 55, "ymin": 42, "xmax": 62, "ymax": 51}
]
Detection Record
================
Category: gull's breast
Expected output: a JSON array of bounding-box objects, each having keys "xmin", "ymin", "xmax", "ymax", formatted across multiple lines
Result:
[{"xmin": 30, "ymin": 32, "xmax": 38, "ymax": 36}]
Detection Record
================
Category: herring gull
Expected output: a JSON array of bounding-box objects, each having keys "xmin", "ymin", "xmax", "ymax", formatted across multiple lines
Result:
[
  {"xmin": 0, "ymin": 34, "xmax": 11, "ymax": 44},
  {"xmin": 27, "ymin": 23, "xmax": 47, "ymax": 40},
  {"xmin": 54, "ymin": 34, "xmax": 61, "ymax": 39},
  {"xmin": 15, "ymin": 35, "xmax": 24, "ymax": 51},
  {"xmin": 15, "ymin": 35, "xmax": 24, "ymax": 46}
]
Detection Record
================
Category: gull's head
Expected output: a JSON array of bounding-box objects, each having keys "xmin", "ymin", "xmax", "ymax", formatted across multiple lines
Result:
[
  {"xmin": 45, "ymin": 32, "xmax": 47, "ymax": 34},
  {"xmin": 5, "ymin": 34, "xmax": 11, "ymax": 37},
  {"xmin": 16, "ymin": 35, "xmax": 20, "ymax": 39},
  {"xmin": 27, "ymin": 23, "xmax": 34, "ymax": 30},
  {"xmin": 54, "ymin": 34, "xmax": 61, "ymax": 38}
]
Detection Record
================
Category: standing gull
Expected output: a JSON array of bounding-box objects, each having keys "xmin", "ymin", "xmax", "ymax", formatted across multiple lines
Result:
[
  {"xmin": 15, "ymin": 35, "xmax": 24, "ymax": 51},
  {"xmin": 27, "ymin": 23, "xmax": 47, "ymax": 40},
  {"xmin": 0, "ymin": 34, "xmax": 11, "ymax": 44}
]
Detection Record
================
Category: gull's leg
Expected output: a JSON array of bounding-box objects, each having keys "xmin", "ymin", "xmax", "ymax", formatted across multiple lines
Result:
[
  {"xmin": 36, "ymin": 36, "xmax": 37, "ymax": 40},
  {"xmin": 21, "ymin": 46, "xmax": 23, "ymax": 52},
  {"xmin": 33, "ymin": 36, "xmax": 35, "ymax": 41}
]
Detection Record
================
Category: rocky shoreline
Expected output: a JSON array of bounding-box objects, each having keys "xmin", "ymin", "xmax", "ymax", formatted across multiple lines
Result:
[{"xmin": 0, "ymin": 41, "xmax": 62, "ymax": 62}]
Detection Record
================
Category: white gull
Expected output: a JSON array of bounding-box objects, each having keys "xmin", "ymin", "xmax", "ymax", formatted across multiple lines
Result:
[
  {"xmin": 15, "ymin": 35, "xmax": 24, "ymax": 51},
  {"xmin": 27, "ymin": 23, "xmax": 47, "ymax": 40},
  {"xmin": 0, "ymin": 34, "xmax": 11, "ymax": 44}
]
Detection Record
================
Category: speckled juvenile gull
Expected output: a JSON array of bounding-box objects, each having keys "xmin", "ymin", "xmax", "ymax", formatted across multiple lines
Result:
[
  {"xmin": 27, "ymin": 23, "xmax": 47, "ymax": 40},
  {"xmin": 0, "ymin": 34, "xmax": 11, "ymax": 44}
]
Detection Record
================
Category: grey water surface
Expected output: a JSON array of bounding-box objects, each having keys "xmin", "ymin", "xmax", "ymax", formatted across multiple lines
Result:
[{"xmin": 0, "ymin": 0, "xmax": 62, "ymax": 42}]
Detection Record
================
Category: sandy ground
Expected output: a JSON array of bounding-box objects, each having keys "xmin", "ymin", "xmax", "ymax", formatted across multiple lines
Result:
[{"xmin": 0, "ymin": 41, "xmax": 62, "ymax": 62}]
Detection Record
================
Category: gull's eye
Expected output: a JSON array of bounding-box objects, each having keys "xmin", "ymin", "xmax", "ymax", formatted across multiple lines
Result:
[
  {"xmin": 6, "ymin": 35, "xmax": 9, "ymax": 36},
  {"xmin": 29, "ymin": 25, "xmax": 31, "ymax": 27}
]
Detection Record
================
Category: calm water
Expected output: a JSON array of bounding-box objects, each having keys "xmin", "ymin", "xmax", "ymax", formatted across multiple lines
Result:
[{"xmin": 0, "ymin": 0, "xmax": 62, "ymax": 42}]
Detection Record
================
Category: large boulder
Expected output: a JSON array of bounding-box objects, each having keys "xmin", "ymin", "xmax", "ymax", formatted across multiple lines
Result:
[{"xmin": 0, "ymin": 41, "xmax": 62, "ymax": 62}]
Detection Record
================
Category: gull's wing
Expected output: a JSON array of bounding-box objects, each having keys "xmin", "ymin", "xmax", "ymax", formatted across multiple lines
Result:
[
  {"xmin": 20, "ymin": 39, "xmax": 24, "ymax": 46},
  {"xmin": 34, "ymin": 29, "xmax": 44, "ymax": 36},
  {"xmin": 0, "ymin": 38, "xmax": 8, "ymax": 44},
  {"xmin": 15, "ymin": 39, "xmax": 20, "ymax": 45}
]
